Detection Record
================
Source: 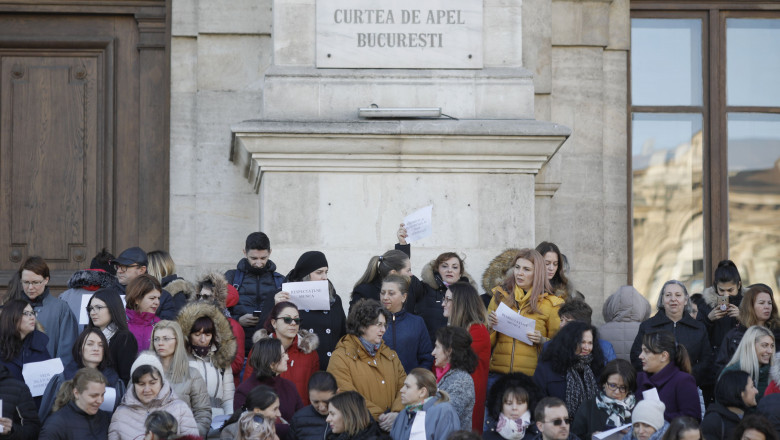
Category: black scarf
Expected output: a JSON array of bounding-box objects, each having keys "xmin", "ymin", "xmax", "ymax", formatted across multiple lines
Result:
[{"xmin": 564, "ymin": 354, "xmax": 598, "ymax": 416}]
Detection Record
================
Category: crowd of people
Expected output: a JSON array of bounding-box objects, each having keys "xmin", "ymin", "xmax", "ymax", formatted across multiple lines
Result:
[{"xmin": 0, "ymin": 226, "xmax": 779, "ymax": 440}]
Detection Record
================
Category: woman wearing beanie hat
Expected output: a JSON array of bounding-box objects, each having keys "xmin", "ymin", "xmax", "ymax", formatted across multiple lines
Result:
[
  {"xmin": 108, "ymin": 351, "xmax": 199, "ymax": 440},
  {"xmin": 273, "ymin": 251, "xmax": 346, "ymax": 370},
  {"xmin": 622, "ymin": 399, "xmax": 669, "ymax": 440}
]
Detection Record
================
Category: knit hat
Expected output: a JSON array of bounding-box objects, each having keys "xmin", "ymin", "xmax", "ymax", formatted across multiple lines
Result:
[
  {"xmin": 631, "ymin": 399, "xmax": 666, "ymax": 431},
  {"xmin": 129, "ymin": 350, "xmax": 165, "ymax": 383},
  {"xmin": 287, "ymin": 251, "xmax": 328, "ymax": 281}
]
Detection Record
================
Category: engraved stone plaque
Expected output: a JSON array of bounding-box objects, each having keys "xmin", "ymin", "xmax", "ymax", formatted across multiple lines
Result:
[{"xmin": 316, "ymin": 0, "xmax": 483, "ymax": 69}]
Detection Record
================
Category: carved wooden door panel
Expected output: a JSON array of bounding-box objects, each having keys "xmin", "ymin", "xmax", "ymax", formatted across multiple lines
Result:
[{"xmin": 0, "ymin": 8, "xmax": 169, "ymax": 291}]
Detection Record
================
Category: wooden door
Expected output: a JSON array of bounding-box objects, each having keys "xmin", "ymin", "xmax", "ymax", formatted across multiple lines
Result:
[{"xmin": 0, "ymin": 4, "xmax": 169, "ymax": 292}]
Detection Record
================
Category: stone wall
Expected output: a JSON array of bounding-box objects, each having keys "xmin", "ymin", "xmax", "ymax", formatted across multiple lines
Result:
[{"xmin": 169, "ymin": 0, "xmax": 631, "ymax": 323}]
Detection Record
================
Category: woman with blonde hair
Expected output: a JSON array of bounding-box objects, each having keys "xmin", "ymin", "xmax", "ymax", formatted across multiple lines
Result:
[
  {"xmin": 442, "ymin": 281, "xmax": 490, "ymax": 431},
  {"xmin": 151, "ymin": 321, "xmax": 212, "ymax": 437},
  {"xmin": 390, "ymin": 368, "xmax": 460, "ymax": 440},
  {"xmin": 721, "ymin": 325, "xmax": 775, "ymax": 400},
  {"xmin": 39, "ymin": 368, "xmax": 111, "ymax": 440},
  {"xmin": 237, "ymin": 411, "xmax": 278, "ymax": 440},
  {"xmin": 147, "ymin": 250, "xmax": 192, "ymax": 315},
  {"xmin": 487, "ymin": 248, "xmax": 563, "ymax": 377},
  {"xmin": 325, "ymin": 391, "xmax": 388, "ymax": 440}
]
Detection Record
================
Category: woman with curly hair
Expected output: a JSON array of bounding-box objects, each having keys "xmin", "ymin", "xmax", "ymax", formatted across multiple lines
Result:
[
  {"xmin": 487, "ymin": 248, "xmax": 563, "ymax": 377},
  {"xmin": 327, "ymin": 299, "xmax": 405, "ymax": 431},
  {"xmin": 732, "ymin": 414, "xmax": 779, "ymax": 440},
  {"xmin": 534, "ymin": 321, "xmax": 605, "ymax": 417},
  {"xmin": 432, "ymin": 326, "xmax": 477, "ymax": 430}
]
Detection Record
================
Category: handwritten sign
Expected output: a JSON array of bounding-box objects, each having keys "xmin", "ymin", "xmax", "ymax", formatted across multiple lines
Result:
[
  {"xmin": 99, "ymin": 387, "xmax": 116, "ymax": 411},
  {"xmin": 404, "ymin": 205, "xmax": 433, "ymax": 243},
  {"xmin": 493, "ymin": 302, "xmax": 537, "ymax": 345},
  {"xmin": 316, "ymin": 0, "xmax": 482, "ymax": 68},
  {"xmin": 282, "ymin": 280, "xmax": 330, "ymax": 311},
  {"xmin": 23, "ymin": 358, "xmax": 64, "ymax": 397}
]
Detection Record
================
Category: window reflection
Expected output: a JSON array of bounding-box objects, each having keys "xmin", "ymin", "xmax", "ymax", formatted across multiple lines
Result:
[
  {"xmin": 727, "ymin": 113, "xmax": 780, "ymax": 296},
  {"xmin": 727, "ymin": 19, "xmax": 780, "ymax": 107},
  {"xmin": 632, "ymin": 113, "xmax": 704, "ymax": 305},
  {"xmin": 631, "ymin": 19, "xmax": 703, "ymax": 106}
]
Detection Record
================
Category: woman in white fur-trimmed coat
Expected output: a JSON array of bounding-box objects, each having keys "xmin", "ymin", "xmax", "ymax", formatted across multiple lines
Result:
[{"xmin": 177, "ymin": 300, "xmax": 237, "ymax": 417}]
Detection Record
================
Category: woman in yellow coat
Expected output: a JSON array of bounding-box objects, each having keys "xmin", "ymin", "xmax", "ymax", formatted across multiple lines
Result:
[
  {"xmin": 327, "ymin": 298, "xmax": 406, "ymax": 432},
  {"xmin": 488, "ymin": 248, "xmax": 564, "ymax": 377}
]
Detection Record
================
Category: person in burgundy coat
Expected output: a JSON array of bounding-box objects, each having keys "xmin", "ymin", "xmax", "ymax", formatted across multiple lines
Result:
[
  {"xmin": 635, "ymin": 330, "xmax": 701, "ymax": 422},
  {"xmin": 235, "ymin": 338, "xmax": 303, "ymax": 440}
]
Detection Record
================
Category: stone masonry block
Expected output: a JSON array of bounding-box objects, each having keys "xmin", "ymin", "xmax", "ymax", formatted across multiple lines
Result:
[
  {"xmin": 552, "ymin": 0, "xmax": 610, "ymax": 47},
  {"xmin": 484, "ymin": 2, "xmax": 523, "ymax": 67},
  {"xmin": 172, "ymin": 37, "xmax": 197, "ymax": 94},
  {"xmin": 172, "ymin": 0, "xmax": 197, "ymax": 37},
  {"xmin": 609, "ymin": 0, "xmax": 630, "ymax": 50},
  {"xmin": 199, "ymin": 0, "xmax": 272, "ymax": 34},
  {"xmin": 170, "ymin": 92, "xmax": 197, "ymax": 196},
  {"xmin": 523, "ymin": 0, "xmax": 552, "ymax": 93},
  {"xmin": 275, "ymin": 2, "xmax": 316, "ymax": 66},
  {"xmin": 197, "ymin": 35, "xmax": 272, "ymax": 92}
]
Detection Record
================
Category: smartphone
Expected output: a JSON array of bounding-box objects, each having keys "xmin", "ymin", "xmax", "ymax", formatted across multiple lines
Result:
[
  {"xmin": 717, "ymin": 296, "xmax": 728, "ymax": 311},
  {"xmin": 253, "ymin": 310, "xmax": 262, "ymax": 318}
]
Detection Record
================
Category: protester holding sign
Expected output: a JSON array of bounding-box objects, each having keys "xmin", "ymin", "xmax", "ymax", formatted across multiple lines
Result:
[
  {"xmin": 0, "ymin": 299, "xmax": 52, "ymax": 387},
  {"xmin": 86, "ymin": 288, "xmax": 139, "ymax": 384},
  {"xmin": 39, "ymin": 328, "xmax": 126, "ymax": 423},
  {"xmin": 39, "ymin": 367, "xmax": 111, "ymax": 440},
  {"xmin": 245, "ymin": 301, "xmax": 320, "ymax": 406},
  {"xmin": 487, "ymin": 249, "xmax": 563, "ymax": 377},
  {"xmin": 276, "ymin": 250, "xmax": 346, "ymax": 370}
]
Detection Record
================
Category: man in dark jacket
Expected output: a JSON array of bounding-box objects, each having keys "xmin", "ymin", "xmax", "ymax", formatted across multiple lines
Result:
[
  {"xmin": 0, "ymin": 364, "xmax": 41, "ymax": 439},
  {"xmin": 226, "ymin": 232, "xmax": 285, "ymax": 355},
  {"xmin": 532, "ymin": 397, "xmax": 580, "ymax": 440},
  {"xmin": 111, "ymin": 246, "xmax": 177, "ymax": 320}
]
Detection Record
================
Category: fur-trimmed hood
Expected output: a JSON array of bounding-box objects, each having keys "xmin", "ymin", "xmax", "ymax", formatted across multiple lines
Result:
[
  {"xmin": 177, "ymin": 301, "xmax": 237, "ymax": 370},
  {"xmin": 421, "ymin": 259, "xmax": 479, "ymax": 291},
  {"xmin": 702, "ymin": 285, "xmax": 746, "ymax": 308},
  {"xmin": 194, "ymin": 271, "xmax": 229, "ymax": 306},
  {"xmin": 66, "ymin": 269, "xmax": 118, "ymax": 290},
  {"xmin": 252, "ymin": 328, "xmax": 319, "ymax": 354},
  {"xmin": 167, "ymin": 278, "xmax": 196, "ymax": 301},
  {"xmin": 481, "ymin": 249, "xmax": 521, "ymax": 293}
]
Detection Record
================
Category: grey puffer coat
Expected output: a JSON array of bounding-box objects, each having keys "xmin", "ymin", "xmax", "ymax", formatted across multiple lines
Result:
[
  {"xmin": 599, "ymin": 286, "xmax": 651, "ymax": 361},
  {"xmin": 169, "ymin": 367, "xmax": 212, "ymax": 437},
  {"xmin": 108, "ymin": 379, "xmax": 198, "ymax": 440}
]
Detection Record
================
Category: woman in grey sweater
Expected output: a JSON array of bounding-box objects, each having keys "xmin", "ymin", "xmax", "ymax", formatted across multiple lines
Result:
[{"xmin": 432, "ymin": 326, "xmax": 477, "ymax": 430}]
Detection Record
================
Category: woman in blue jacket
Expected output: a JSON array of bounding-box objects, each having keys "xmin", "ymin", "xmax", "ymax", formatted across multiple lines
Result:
[
  {"xmin": 380, "ymin": 274, "xmax": 434, "ymax": 373},
  {"xmin": 390, "ymin": 368, "xmax": 460, "ymax": 440}
]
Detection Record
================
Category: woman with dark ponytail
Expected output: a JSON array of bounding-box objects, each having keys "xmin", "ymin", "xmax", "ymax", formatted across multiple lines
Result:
[{"xmin": 636, "ymin": 331, "xmax": 701, "ymax": 422}]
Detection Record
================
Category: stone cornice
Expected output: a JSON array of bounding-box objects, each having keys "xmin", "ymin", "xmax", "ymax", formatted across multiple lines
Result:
[{"xmin": 231, "ymin": 119, "xmax": 570, "ymax": 193}]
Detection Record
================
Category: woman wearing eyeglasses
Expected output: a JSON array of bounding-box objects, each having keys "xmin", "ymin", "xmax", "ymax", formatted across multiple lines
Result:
[
  {"xmin": 572, "ymin": 359, "xmax": 637, "ymax": 440},
  {"xmin": 244, "ymin": 302, "xmax": 320, "ymax": 406},
  {"xmin": 151, "ymin": 320, "xmax": 212, "ymax": 437},
  {"xmin": 18, "ymin": 256, "xmax": 79, "ymax": 371},
  {"xmin": 327, "ymin": 299, "xmax": 406, "ymax": 432},
  {"xmin": 0, "ymin": 299, "xmax": 52, "ymax": 384},
  {"xmin": 87, "ymin": 288, "xmax": 139, "ymax": 384},
  {"xmin": 235, "ymin": 338, "xmax": 303, "ymax": 440},
  {"xmin": 177, "ymin": 301, "xmax": 237, "ymax": 419}
]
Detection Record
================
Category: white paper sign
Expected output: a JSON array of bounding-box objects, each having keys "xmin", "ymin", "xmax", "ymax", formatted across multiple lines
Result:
[
  {"xmin": 493, "ymin": 302, "xmax": 537, "ymax": 345},
  {"xmin": 22, "ymin": 358, "xmax": 64, "ymax": 397},
  {"xmin": 211, "ymin": 414, "xmax": 232, "ymax": 431},
  {"xmin": 282, "ymin": 280, "xmax": 330, "ymax": 311},
  {"xmin": 403, "ymin": 205, "xmax": 433, "ymax": 243},
  {"xmin": 409, "ymin": 410, "xmax": 427, "ymax": 440},
  {"xmin": 593, "ymin": 424, "xmax": 631, "ymax": 440},
  {"xmin": 642, "ymin": 388, "xmax": 660, "ymax": 402},
  {"xmin": 99, "ymin": 387, "xmax": 116, "ymax": 411}
]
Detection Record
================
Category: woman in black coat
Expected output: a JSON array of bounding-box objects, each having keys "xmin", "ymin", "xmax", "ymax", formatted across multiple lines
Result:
[
  {"xmin": 39, "ymin": 368, "xmax": 111, "ymax": 440},
  {"xmin": 85, "ymin": 288, "xmax": 138, "ymax": 384},
  {"xmin": 572, "ymin": 359, "xmax": 637, "ymax": 440},
  {"xmin": 275, "ymin": 251, "xmax": 346, "ymax": 370},
  {"xmin": 701, "ymin": 370, "xmax": 758, "ymax": 440},
  {"xmin": 0, "ymin": 364, "xmax": 41, "ymax": 440},
  {"xmin": 534, "ymin": 321, "xmax": 605, "ymax": 418},
  {"xmin": 630, "ymin": 280, "xmax": 713, "ymax": 386}
]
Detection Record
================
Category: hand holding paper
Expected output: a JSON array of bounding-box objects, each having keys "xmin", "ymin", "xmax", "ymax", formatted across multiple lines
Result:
[
  {"xmin": 281, "ymin": 280, "xmax": 330, "ymax": 311},
  {"xmin": 492, "ymin": 303, "xmax": 537, "ymax": 345},
  {"xmin": 403, "ymin": 205, "xmax": 433, "ymax": 243}
]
